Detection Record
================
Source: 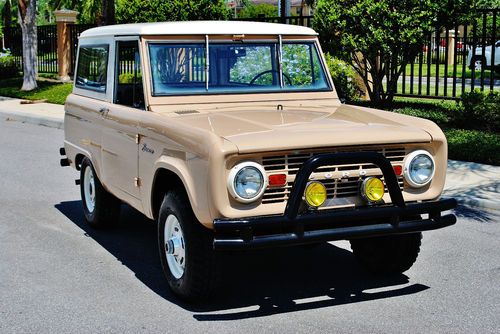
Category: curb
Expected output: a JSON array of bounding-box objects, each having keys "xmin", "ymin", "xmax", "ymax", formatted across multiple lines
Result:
[{"xmin": 0, "ymin": 110, "xmax": 63, "ymax": 129}]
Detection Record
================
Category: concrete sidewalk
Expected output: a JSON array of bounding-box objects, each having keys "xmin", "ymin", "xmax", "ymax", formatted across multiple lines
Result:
[
  {"xmin": 0, "ymin": 96, "xmax": 498, "ymax": 212},
  {"xmin": 444, "ymin": 160, "xmax": 500, "ymax": 211},
  {"xmin": 0, "ymin": 96, "xmax": 64, "ymax": 129}
]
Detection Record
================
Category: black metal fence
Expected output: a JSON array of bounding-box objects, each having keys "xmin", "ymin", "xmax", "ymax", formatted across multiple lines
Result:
[
  {"xmin": 240, "ymin": 15, "xmax": 313, "ymax": 27},
  {"xmin": 9, "ymin": 25, "xmax": 59, "ymax": 73},
  {"xmin": 397, "ymin": 8, "xmax": 499, "ymax": 99},
  {"xmin": 6, "ymin": 23, "xmax": 95, "ymax": 75}
]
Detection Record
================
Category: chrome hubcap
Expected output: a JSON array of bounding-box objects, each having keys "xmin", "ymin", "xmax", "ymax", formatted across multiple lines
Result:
[
  {"xmin": 164, "ymin": 214, "xmax": 185, "ymax": 279},
  {"xmin": 83, "ymin": 167, "xmax": 95, "ymax": 213}
]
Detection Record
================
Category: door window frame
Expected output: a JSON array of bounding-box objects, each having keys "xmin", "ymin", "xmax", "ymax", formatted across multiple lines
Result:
[{"xmin": 113, "ymin": 37, "xmax": 146, "ymax": 110}]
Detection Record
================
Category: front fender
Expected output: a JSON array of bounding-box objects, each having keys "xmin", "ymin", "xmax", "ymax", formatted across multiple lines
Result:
[{"xmin": 145, "ymin": 154, "xmax": 212, "ymax": 227}]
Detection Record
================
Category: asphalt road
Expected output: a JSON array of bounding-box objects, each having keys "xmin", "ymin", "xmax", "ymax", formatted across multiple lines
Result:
[{"xmin": 0, "ymin": 119, "xmax": 499, "ymax": 334}]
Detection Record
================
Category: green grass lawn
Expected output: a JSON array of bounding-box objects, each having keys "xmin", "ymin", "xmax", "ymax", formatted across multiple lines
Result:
[
  {"xmin": 403, "ymin": 63, "xmax": 499, "ymax": 80},
  {"xmin": 0, "ymin": 77, "xmax": 72, "ymax": 105},
  {"xmin": 389, "ymin": 82, "xmax": 500, "ymax": 99}
]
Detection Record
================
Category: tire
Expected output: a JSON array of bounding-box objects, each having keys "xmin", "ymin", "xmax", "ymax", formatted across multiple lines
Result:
[
  {"xmin": 350, "ymin": 232, "xmax": 422, "ymax": 274},
  {"xmin": 158, "ymin": 189, "xmax": 219, "ymax": 302},
  {"xmin": 80, "ymin": 157, "xmax": 121, "ymax": 228}
]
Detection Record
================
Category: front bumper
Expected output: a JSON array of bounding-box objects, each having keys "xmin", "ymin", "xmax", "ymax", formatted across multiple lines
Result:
[{"xmin": 213, "ymin": 152, "xmax": 457, "ymax": 250}]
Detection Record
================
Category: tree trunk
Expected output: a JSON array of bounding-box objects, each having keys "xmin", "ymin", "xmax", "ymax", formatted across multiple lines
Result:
[
  {"xmin": 2, "ymin": 0, "xmax": 12, "ymax": 49},
  {"xmin": 98, "ymin": 0, "xmax": 115, "ymax": 26},
  {"xmin": 18, "ymin": 0, "xmax": 37, "ymax": 91}
]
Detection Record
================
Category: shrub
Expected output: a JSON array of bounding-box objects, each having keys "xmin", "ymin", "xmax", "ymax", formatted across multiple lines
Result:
[
  {"xmin": 392, "ymin": 107, "xmax": 449, "ymax": 126},
  {"xmin": 324, "ymin": 53, "xmax": 363, "ymax": 102},
  {"xmin": 119, "ymin": 72, "xmax": 142, "ymax": 84},
  {"xmin": 0, "ymin": 55, "xmax": 18, "ymax": 78},
  {"xmin": 458, "ymin": 90, "xmax": 500, "ymax": 132},
  {"xmin": 238, "ymin": 3, "xmax": 277, "ymax": 19},
  {"xmin": 445, "ymin": 129, "xmax": 500, "ymax": 165}
]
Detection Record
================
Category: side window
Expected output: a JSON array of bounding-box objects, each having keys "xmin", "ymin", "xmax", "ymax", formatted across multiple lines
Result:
[
  {"xmin": 115, "ymin": 41, "xmax": 144, "ymax": 109},
  {"xmin": 149, "ymin": 43, "xmax": 206, "ymax": 95},
  {"xmin": 76, "ymin": 45, "xmax": 109, "ymax": 92}
]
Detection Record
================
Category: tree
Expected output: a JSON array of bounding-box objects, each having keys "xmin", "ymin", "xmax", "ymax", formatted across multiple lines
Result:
[
  {"xmin": 313, "ymin": 0, "xmax": 474, "ymax": 104},
  {"xmin": 238, "ymin": 3, "xmax": 277, "ymax": 19},
  {"xmin": 476, "ymin": 0, "xmax": 500, "ymax": 8},
  {"xmin": 116, "ymin": 0, "xmax": 229, "ymax": 24},
  {"xmin": 18, "ymin": 0, "xmax": 37, "ymax": 91},
  {"xmin": 97, "ymin": 0, "xmax": 115, "ymax": 26}
]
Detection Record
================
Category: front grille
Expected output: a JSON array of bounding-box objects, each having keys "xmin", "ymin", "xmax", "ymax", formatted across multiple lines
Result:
[{"xmin": 260, "ymin": 147, "xmax": 406, "ymax": 205}]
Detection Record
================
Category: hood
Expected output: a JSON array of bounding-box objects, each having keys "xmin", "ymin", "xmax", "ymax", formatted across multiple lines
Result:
[{"xmin": 153, "ymin": 104, "xmax": 432, "ymax": 154}]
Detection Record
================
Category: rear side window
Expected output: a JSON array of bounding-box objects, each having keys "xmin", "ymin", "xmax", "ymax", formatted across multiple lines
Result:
[{"xmin": 76, "ymin": 45, "xmax": 109, "ymax": 92}]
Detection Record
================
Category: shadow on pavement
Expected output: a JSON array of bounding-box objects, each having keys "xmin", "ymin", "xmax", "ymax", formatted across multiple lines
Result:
[
  {"xmin": 453, "ymin": 205, "xmax": 497, "ymax": 223},
  {"xmin": 55, "ymin": 200, "xmax": 429, "ymax": 320}
]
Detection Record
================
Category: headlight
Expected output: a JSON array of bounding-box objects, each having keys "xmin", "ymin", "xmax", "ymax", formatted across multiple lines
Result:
[
  {"xmin": 227, "ymin": 161, "xmax": 268, "ymax": 203},
  {"xmin": 404, "ymin": 150, "xmax": 435, "ymax": 188}
]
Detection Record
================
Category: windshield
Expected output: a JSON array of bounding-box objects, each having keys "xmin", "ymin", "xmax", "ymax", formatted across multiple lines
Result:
[{"xmin": 148, "ymin": 41, "xmax": 330, "ymax": 96}]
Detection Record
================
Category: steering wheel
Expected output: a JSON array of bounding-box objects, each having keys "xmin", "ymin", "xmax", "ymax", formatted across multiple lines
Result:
[{"xmin": 249, "ymin": 70, "xmax": 292, "ymax": 86}]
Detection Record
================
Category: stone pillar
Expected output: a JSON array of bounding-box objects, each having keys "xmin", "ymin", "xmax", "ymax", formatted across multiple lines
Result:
[
  {"xmin": 447, "ymin": 30, "xmax": 456, "ymax": 66},
  {"xmin": 54, "ymin": 10, "xmax": 78, "ymax": 82}
]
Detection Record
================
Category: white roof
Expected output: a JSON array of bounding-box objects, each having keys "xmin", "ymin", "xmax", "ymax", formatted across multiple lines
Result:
[{"xmin": 79, "ymin": 21, "xmax": 317, "ymax": 38}]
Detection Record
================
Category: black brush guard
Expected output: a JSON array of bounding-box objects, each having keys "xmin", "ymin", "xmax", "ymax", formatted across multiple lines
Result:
[{"xmin": 213, "ymin": 152, "xmax": 457, "ymax": 250}]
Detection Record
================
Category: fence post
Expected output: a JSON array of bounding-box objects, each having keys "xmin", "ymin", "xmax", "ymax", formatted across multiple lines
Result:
[
  {"xmin": 54, "ymin": 10, "xmax": 78, "ymax": 82},
  {"xmin": 447, "ymin": 30, "xmax": 456, "ymax": 66}
]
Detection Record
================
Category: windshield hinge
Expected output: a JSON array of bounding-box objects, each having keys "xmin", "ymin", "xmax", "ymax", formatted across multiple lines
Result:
[{"xmin": 135, "ymin": 134, "xmax": 141, "ymax": 144}]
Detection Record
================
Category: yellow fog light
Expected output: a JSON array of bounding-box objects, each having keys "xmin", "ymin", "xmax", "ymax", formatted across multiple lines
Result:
[
  {"xmin": 361, "ymin": 177, "xmax": 385, "ymax": 202},
  {"xmin": 305, "ymin": 181, "xmax": 327, "ymax": 207}
]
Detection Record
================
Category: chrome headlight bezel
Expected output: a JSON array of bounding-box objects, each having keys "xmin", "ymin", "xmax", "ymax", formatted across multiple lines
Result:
[
  {"xmin": 403, "ymin": 150, "xmax": 435, "ymax": 188},
  {"xmin": 227, "ymin": 161, "xmax": 268, "ymax": 203}
]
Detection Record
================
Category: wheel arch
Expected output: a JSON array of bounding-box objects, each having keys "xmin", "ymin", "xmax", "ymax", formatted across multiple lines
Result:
[
  {"xmin": 151, "ymin": 168, "xmax": 187, "ymax": 221},
  {"xmin": 75, "ymin": 153, "xmax": 86, "ymax": 170}
]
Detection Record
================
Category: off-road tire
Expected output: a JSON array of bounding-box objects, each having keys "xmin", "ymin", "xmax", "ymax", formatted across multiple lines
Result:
[
  {"xmin": 350, "ymin": 232, "xmax": 422, "ymax": 274},
  {"xmin": 158, "ymin": 190, "xmax": 219, "ymax": 302},
  {"xmin": 80, "ymin": 157, "xmax": 121, "ymax": 228}
]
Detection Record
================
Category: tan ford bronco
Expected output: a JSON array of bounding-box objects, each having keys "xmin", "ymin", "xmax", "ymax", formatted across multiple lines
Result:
[{"xmin": 60, "ymin": 21, "xmax": 457, "ymax": 301}]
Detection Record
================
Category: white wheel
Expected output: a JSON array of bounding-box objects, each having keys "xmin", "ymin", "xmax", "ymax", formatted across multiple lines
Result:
[
  {"xmin": 158, "ymin": 190, "xmax": 219, "ymax": 301},
  {"xmin": 83, "ymin": 166, "xmax": 96, "ymax": 213},
  {"xmin": 164, "ymin": 214, "xmax": 186, "ymax": 279},
  {"xmin": 79, "ymin": 157, "xmax": 121, "ymax": 228}
]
